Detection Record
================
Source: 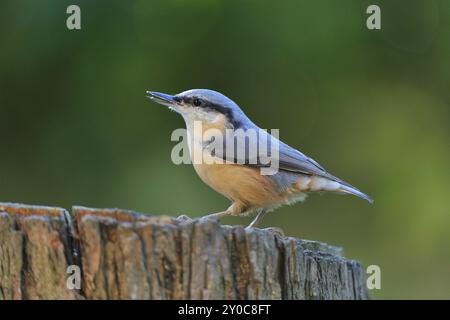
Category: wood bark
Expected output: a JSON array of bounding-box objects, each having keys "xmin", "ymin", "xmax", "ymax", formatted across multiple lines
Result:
[{"xmin": 0, "ymin": 202, "xmax": 369, "ymax": 300}]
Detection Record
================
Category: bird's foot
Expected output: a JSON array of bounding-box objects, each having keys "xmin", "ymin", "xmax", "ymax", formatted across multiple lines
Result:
[
  {"xmin": 198, "ymin": 214, "xmax": 221, "ymax": 223},
  {"xmin": 175, "ymin": 214, "xmax": 194, "ymax": 223},
  {"xmin": 176, "ymin": 213, "xmax": 222, "ymax": 224}
]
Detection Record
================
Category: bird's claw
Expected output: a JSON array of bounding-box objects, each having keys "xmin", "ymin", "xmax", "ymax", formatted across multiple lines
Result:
[
  {"xmin": 198, "ymin": 215, "xmax": 221, "ymax": 223},
  {"xmin": 176, "ymin": 214, "xmax": 221, "ymax": 224},
  {"xmin": 175, "ymin": 214, "xmax": 194, "ymax": 223}
]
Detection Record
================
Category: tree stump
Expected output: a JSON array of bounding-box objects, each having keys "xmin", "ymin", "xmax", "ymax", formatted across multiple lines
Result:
[{"xmin": 0, "ymin": 202, "xmax": 369, "ymax": 300}]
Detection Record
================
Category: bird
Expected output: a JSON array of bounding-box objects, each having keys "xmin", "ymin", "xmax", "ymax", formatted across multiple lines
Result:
[{"xmin": 146, "ymin": 89, "xmax": 372, "ymax": 228}]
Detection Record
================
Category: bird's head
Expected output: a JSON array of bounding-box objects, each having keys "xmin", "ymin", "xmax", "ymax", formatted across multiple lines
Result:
[{"xmin": 146, "ymin": 89, "xmax": 249, "ymax": 128}]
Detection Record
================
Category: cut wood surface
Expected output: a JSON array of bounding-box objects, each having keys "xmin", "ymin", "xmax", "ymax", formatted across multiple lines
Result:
[{"xmin": 0, "ymin": 202, "xmax": 369, "ymax": 300}]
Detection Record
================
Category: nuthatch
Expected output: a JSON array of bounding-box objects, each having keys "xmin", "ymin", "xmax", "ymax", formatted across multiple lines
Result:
[{"xmin": 147, "ymin": 89, "xmax": 372, "ymax": 228}]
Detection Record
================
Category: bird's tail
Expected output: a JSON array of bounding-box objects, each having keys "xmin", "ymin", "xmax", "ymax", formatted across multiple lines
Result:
[
  {"xmin": 319, "ymin": 171, "xmax": 373, "ymax": 204},
  {"xmin": 338, "ymin": 183, "xmax": 374, "ymax": 204}
]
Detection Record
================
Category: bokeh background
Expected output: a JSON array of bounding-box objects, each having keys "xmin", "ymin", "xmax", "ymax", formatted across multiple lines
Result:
[{"xmin": 1, "ymin": 0, "xmax": 449, "ymax": 299}]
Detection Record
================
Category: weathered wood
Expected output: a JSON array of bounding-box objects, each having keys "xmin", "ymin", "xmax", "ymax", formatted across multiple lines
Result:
[
  {"xmin": 0, "ymin": 203, "xmax": 80, "ymax": 299},
  {"xmin": 0, "ymin": 202, "xmax": 369, "ymax": 300}
]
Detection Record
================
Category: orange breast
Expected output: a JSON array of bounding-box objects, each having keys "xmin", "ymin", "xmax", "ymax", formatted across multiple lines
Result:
[{"xmin": 193, "ymin": 160, "xmax": 287, "ymax": 209}]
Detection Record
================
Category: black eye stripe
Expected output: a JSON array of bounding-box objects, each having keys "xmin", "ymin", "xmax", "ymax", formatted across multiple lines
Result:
[
  {"xmin": 193, "ymin": 98, "xmax": 202, "ymax": 107},
  {"xmin": 182, "ymin": 96, "xmax": 204, "ymax": 107},
  {"xmin": 181, "ymin": 97, "xmax": 195, "ymax": 105},
  {"xmin": 180, "ymin": 95, "xmax": 240, "ymax": 127}
]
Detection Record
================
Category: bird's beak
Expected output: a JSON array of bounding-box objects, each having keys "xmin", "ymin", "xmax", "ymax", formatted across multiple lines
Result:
[{"xmin": 146, "ymin": 91, "xmax": 177, "ymax": 107}]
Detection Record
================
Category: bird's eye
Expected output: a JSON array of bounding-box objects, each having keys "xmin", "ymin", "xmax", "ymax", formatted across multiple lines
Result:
[{"xmin": 193, "ymin": 98, "xmax": 202, "ymax": 107}]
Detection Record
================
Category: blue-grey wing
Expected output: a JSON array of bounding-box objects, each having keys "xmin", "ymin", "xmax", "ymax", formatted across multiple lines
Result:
[
  {"xmin": 277, "ymin": 140, "xmax": 360, "ymax": 187},
  {"xmin": 204, "ymin": 128, "xmax": 372, "ymax": 199},
  {"xmin": 204, "ymin": 128, "xmax": 328, "ymax": 176},
  {"xmin": 277, "ymin": 141, "xmax": 328, "ymax": 176}
]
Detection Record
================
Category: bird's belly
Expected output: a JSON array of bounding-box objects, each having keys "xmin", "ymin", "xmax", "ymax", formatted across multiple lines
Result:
[
  {"xmin": 189, "ymin": 146, "xmax": 340, "ymax": 210},
  {"xmin": 193, "ymin": 160, "xmax": 285, "ymax": 208}
]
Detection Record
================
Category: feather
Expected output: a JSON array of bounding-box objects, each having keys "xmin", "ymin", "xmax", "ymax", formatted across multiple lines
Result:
[{"xmin": 205, "ymin": 126, "xmax": 373, "ymax": 203}]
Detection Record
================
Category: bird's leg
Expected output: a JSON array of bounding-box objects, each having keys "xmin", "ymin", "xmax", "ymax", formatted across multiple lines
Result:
[
  {"xmin": 246, "ymin": 209, "xmax": 268, "ymax": 229},
  {"xmin": 200, "ymin": 210, "xmax": 230, "ymax": 221},
  {"xmin": 200, "ymin": 202, "xmax": 246, "ymax": 222},
  {"xmin": 246, "ymin": 210, "xmax": 285, "ymax": 236},
  {"xmin": 176, "ymin": 211, "xmax": 228, "ymax": 223}
]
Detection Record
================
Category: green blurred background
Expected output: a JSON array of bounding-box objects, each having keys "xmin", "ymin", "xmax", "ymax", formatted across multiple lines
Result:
[{"xmin": 0, "ymin": 0, "xmax": 449, "ymax": 299}]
